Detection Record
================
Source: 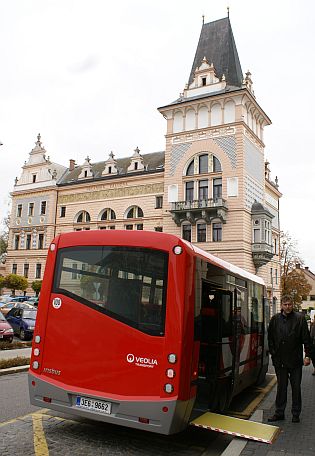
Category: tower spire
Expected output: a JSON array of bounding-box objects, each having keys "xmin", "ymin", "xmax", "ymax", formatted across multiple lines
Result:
[{"xmin": 227, "ymin": 6, "xmax": 230, "ymax": 18}]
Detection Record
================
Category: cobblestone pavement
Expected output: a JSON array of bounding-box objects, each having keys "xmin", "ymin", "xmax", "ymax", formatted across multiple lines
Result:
[
  {"xmin": 0, "ymin": 409, "xmax": 231, "ymax": 456},
  {"xmin": 239, "ymin": 365, "xmax": 315, "ymax": 456}
]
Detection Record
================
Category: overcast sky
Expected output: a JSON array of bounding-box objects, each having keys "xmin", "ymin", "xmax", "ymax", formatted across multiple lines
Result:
[{"xmin": 0, "ymin": 0, "xmax": 314, "ymax": 270}]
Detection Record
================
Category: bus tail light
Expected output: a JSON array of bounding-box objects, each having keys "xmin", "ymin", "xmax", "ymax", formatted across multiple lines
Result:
[
  {"xmin": 34, "ymin": 348, "xmax": 40, "ymax": 356},
  {"xmin": 34, "ymin": 335, "xmax": 41, "ymax": 343},
  {"xmin": 173, "ymin": 246, "xmax": 182, "ymax": 255},
  {"xmin": 167, "ymin": 353, "xmax": 177, "ymax": 364},
  {"xmin": 32, "ymin": 361, "xmax": 39, "ymax": 370},
  {"xmin": 166, "ymin": 368, "xmax": 175, "ymax": 378},
  {"xmin": 50, "ymin": 243, "xmax": 56, "ymax": 251},
  {"xmin": 43, "ymin": 397, "xmax": 52, "ymax": 403},
  {"xmin": 164, "ymin": 383, "xmax": 174, "ymax": 394},
  {"xmin": 162, "ymin": 406, "xmax": 169, "ymax": 413}
]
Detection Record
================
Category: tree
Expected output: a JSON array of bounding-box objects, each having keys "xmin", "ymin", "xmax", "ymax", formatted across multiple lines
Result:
[
  {"xmin": 0, "ymin": 276, "xmax": 5, "ymax": 292},
  {"xmin": 31, "ymin": 280, "xmax": 42, "ymax": 296},
  {"xmin": 280, "ymin": 231, "xmax": 304, "ymax": 297},
  {"xmin": 281, "ymin": 269, "xmax": 311, "ymax": 311},
  {"xmin": 0, "ymin": 215, "xmax": 10, "ymax": 263},
  {"xmin": 4, "ymin": 274, "xmax": 28, "ymax": 296}
]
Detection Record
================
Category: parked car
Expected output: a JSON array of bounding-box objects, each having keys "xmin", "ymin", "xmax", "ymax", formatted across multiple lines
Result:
[
  {"xmin": 0, "ymin": 312, "xmax": 14, "ymax": 343},
  {"xmin": 25, "ymin": 297, "xmax": 39, "ymax": 307},
  {"xmin": 0, "ymin": 295, "xmax": 15, "ymax": 307},
  {"xmin": 6, "ymin": 307, "xmax": 37, "ymax": 340},
  {"xmin": 0, "ymin": 301, "xmax": 35, "ymax": 317},
  {"xmin": 9, "ymin": 296, "xmax": 30, "ymax": 302}
]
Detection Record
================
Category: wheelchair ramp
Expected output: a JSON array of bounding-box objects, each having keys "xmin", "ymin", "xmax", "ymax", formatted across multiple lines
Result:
[{"xmin": 190, "ymin": 412, "xmax": 280, "ymax": 444}]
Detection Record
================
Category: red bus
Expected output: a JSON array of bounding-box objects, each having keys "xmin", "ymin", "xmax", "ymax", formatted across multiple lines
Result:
[{"xmin": 29, "ymin": 230, "xmax": 269, "ymax": 434}]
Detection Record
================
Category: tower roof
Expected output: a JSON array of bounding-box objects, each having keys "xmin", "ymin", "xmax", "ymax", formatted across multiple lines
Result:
[{"xmin": 188, "ymin": 17, "xmax": 243, "ymax": 88}]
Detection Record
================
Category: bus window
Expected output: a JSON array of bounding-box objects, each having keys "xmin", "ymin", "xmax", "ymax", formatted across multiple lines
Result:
[{"xmin": 53, "ymin": 246, "xmax": 168, "ymax": 336}]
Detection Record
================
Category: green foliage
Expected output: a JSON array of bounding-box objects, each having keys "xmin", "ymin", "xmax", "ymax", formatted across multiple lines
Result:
[
  {"xmin": 31, "ymin": 280, "xmax": 42, "ymax": 296},
  {"xmin": 4, "ymin": 274, "xmax": 28, "ymax": 295},
  {"xmin": 0, "ymin": 276, "xmax": 5, "ymax": 291},
  {"xmin": 0, "ymin": 215, "xmax": 10, "ymax": 262}
]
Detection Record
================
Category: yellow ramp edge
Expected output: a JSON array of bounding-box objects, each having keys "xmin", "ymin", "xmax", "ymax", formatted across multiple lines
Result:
[{"xmin": 190, "ymin": 412, "xmax": 280, "ymax": 444}]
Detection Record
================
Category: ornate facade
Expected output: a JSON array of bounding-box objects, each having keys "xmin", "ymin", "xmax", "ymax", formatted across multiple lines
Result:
[{"xmin": 5, "ymin": 17, "xmax": 282, "ymax": 311}]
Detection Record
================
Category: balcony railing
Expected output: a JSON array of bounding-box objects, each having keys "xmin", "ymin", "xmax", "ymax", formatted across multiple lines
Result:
[
  {"xmin": 252, "ymin": 242, "xmax": 273, "ymax": 268},
  {"xmin": 170, "ymin": 198, "xmax": 228, "ymax": 226}
]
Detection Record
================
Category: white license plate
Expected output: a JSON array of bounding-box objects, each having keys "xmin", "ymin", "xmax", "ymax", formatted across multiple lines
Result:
[{"xmin": 76, "ymin": 396, "xmax": 111, "ymax": 414}]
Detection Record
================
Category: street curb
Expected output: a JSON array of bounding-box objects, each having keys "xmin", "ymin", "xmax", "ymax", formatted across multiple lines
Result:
[{"xmin": 0, "ymin": 364, "xmax": 30, "ymax": 376}]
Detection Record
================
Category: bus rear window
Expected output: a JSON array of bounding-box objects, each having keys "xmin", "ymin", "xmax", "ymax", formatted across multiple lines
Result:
[{"xmin": 53, "ymin": 246, "xmax": 168, "ymax": 336}]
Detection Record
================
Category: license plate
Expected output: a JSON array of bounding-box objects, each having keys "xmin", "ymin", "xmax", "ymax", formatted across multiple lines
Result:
[
  {"xmin": 0, "ymin": 335, "xmax": 3, "ymax": 338},
  {"xmin": 76, "ymin": 396, "xmax": 111, "ymax": 414}
]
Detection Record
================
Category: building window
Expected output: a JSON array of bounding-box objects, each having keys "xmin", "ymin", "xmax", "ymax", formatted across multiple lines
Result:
[
  {"xmin": 108, "ymin": 166, "xmax": 112, "ymax": 174},
  {"xmin": 155, "ymin": 196, "xmax": 163, "ymax": 209},
  {"xmin": 36, "ymin": 263, "xmax": 42, "ymax": 279},
  {"xmin": 253, "ymin": 229, "xmax": 260, "ymax": 243},
  {"xmin": 109, "ymin": 225, "xmax": 115, "ymax": 230},
  {"xmin": 17, "ymin": 204, "xmax": 22, "ymax": 217},
  {"xmin": 14, "ymin": 235, "xmax": 20, "ymax": 250},
  {"xmin": 32, "ymin": 174, "xmax": 37, "ymax": 183},
  {"xmin": 26, "ymin": 234, "xmax": 31, "ymax": 250},
  {"xmin": 154, "ymin": 227, "xmax": 163, "ymax": 232},
  {"xmin": 213, "ymin": 178, "xmax": 222, "ymax": 199},
  {"xmin": 199, "ymin": 154, "xmax": 208, "ymax": 174},
  {"xmin": 125, "ymin": 224, "xmax": 133, "ymax": 230},
  {"xmin": 182, "ymin": 224, "xmax": 191, "ymax": 242},
  {"xmin": 273, "ymin": 237, "xmax": 277, "ymax": 254},
  {"xmin": 134, "ymin": 162, "xmax": 138, "ymax": 170},
  {"xmin": 71, "ymin": 263, "xmax": 78, "ymax": 279},
  {"xmin": 12, "ymin": 264, "xmax": 17, "ymax": 275},
  {"xmin": 185, "ymin": 181, "xmax": 194, "ymax": 201},
  {"xmin": 28, "ymin": 203, "xmax": 34, "ymax": 216},
  {"xmin": 84, "ymin": 170, "xmax": 88, "ymax": 178},
  {"xmin": 60, "ymin": 206, "xmax": 66, "ymax": 218},
  {"xmin": 197, "ymin": 223, "xmax": 207, "ymax": 242},
  {"xmin": 264, "ymin": 220, "xmax": 271, "ymax": 245},
  {"xmin": 38, "ymin": 233, "xmax": 44, "ymax": 249},
  {"xmin": 202, "ymin": 77, "xmax": 206, "ymax": 86},
  {"xmin": 100, "ymin": 209, "xmax": 116, "ymax": 221},
  {"xmin": 213, "ymin": 223, "xmax": 222, "ymax": 242},
  {"xmin": 126, "ymin": 206, "xmax": 143, "ymax": 218},
  {"xmin": 186, "ymin": 160, "xmax": 194, "ymax": 176},
  {"xmin": 40, "ymin": 201, "xmax": 47, "ymax": 215},
  {"xmin": 76, "ymin": 211, "xmax": 91, "ymax": 223},
  {"xmin": 136, "ymin": 224, "xmax": 143, "ymax": 230},
  {"xmin": 275, "ymin": 268, "xmax": 278, "ymax": 285},
  {"xmin": 24, "ymin": 263, "xmax": 29, "ymax": 278},
  {"xmin": 198, "ymin": 180, "xmax": 208, "ymax": 201},
  {"xmin": 213, "ymin": 156, "xmax": 222, "ymax": 172}
]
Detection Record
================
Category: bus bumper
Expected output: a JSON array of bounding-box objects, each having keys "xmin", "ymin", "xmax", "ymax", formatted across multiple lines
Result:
[{"xmin": 28, "ymin": 373, "xmax": 194, "ymax": 435}]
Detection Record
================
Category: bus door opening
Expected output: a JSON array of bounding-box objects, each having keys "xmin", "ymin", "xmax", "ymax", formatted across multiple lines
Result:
[{"xmin": 195, "ymin": 282, "xmax": 234, "ymax": 412}]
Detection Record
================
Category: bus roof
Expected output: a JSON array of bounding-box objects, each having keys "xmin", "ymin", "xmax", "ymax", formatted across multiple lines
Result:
[
  {"xmin": 53, "ymin": 230, "xmax": 264, "ymax": 286},
  {"xmin": 186, "ymin": 241, "xmax": 265, "ymax": 286}
]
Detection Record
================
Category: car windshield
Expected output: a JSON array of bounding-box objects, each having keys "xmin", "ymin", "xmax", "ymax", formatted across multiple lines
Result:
[{"xmin": 23, "ymin": 310, "xmax": 37, "ymax": 319}]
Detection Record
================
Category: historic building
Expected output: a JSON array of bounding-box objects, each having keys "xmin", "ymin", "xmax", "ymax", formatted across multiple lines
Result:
[{"xmin": 5, "ymin": 17, "xmax": 281, "ymax": 310}]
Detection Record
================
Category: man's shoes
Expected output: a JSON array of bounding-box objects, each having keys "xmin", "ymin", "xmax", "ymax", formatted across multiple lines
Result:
[
  {"xmin": 292, "ymin": 415, "xmax": 300, "ymax": 423},
  {"xmin": 268, "ymin": 414, "xmax": 285, "ymax": 422}
]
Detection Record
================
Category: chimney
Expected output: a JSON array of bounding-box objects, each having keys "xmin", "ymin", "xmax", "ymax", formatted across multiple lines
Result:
[
  {"xmin": 296, "ymin": 263, "xmax": 300, "ymax": 269},
  {"xmin": 69, "ymin": 159, "xmax": 75, "ymax": 171},
  {"xmin": 305, "ymin": 267, "xmax": 309, "ymax": 271}
]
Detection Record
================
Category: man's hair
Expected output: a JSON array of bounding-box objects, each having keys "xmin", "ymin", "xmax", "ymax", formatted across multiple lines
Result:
[{"xmin": 281, "ymin": 295, "xmax": 293, "ymax": 304}]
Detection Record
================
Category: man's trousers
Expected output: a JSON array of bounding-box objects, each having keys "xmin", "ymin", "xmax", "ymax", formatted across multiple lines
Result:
[{"xmin": 275, "ymin": 366, "xmax": 302, "ymax": 417}]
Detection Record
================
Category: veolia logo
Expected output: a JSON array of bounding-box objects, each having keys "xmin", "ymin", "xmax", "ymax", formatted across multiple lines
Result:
[
  {"xmin": 127, "ymin": 353, "xmax": 135, "ymax": 363},
  {"xmin": 126, "ymin": 353, "xmax": 158, "ymax": 368}
]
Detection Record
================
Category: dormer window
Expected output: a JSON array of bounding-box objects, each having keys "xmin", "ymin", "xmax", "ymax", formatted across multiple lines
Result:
[
  {"xmin": 32, "ymin": 174, "xmax": 37, "ymax": 183},
  {"xmin": 134, "ymin": 162, "xmax": 138, "ymax": 170},
  {"xmin": 202, "ymin": 77, "xmax": 207, "ymax": 86},
  {"xmin": 108, "ymin": 166, "xmax": 112, "ymax": 174},
  {"xmin": 84, "ymin": 170, "xmax": 88, "ymax": 178}
]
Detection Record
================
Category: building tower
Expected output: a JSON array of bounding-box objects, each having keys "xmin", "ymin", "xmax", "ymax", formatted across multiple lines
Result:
[{"xmin": 158, "ymin": 17, "xmax": 281, "ymax": 306}]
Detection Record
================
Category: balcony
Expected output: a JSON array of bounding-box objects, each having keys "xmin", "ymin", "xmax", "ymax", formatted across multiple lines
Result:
[
  {"xmin": 252, "ymin": 242, "xmax": 273, "ymax": 269},
  {"xmin": 170, "ymin": 198, "xmax": 228, "ymax": 226}
]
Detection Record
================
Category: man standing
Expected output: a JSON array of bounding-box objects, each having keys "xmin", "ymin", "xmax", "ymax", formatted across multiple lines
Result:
[{"xmin": 268, "ymin": 295, "xmax": 312, "ymax": 423}]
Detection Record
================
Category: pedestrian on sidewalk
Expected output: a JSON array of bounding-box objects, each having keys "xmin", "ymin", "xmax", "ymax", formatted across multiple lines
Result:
[
  {"xmin": 310, "ymin": 318, "xmax": 315, "ymax": 375},
  {"xmin": 267, "ymin": 295, "xmax": 312, "ymax": 423}
]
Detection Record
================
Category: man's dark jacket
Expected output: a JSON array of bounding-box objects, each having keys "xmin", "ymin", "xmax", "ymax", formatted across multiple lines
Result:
[{"xmin": 268, "ymin": 311, "xmax": 312, "ymax": 368}]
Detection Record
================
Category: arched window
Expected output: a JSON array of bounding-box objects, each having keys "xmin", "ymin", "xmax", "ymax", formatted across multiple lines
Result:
[
  {"xmin": 186, "ymin": 159, "xmax": 195, "ymax": 176},
  {"xmin": 100, "ymin": 209, "xmax": 116, "ymax": 221},
  {"xmin": 126, "ymin": 206, "xmax": 144, "ymax": 219},
  {"xmin": 213, "ymin": 156, "xmax": 222, "ymax": 172},
  {"xmin": 76, "ymin": 211, "xmax": 91, "ymax": 223}
]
